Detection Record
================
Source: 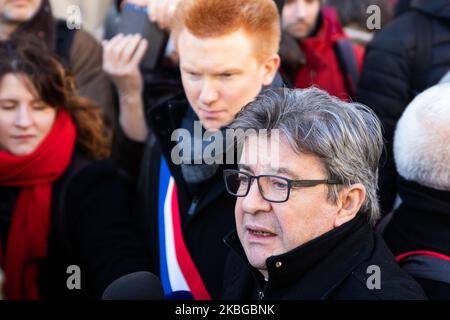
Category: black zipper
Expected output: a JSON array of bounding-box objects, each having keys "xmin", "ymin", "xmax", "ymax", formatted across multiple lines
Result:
[{"xmin": 187, "ymin": 194, "xmax": 200, "ymax": 216}]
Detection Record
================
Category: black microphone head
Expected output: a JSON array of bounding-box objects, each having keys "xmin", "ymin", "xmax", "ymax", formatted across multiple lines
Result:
[{"xmin": 102, "ymin": 271, "xmax": 164, "ymax": 300}]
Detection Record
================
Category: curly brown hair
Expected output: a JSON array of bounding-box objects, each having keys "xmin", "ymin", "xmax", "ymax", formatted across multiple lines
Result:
[{"xmin": 0, "ymin": 36, "xmax": 111, "ymax": 159}]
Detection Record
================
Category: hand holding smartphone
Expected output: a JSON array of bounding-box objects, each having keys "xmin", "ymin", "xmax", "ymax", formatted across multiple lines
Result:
[{"xmin": 118, "ymin": 3, "xmax": 169, "ymax": 71}]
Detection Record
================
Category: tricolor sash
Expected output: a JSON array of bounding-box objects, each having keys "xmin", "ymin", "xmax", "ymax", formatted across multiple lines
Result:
[{"xmin": 158, "ymin": 156, "xmax": 211, "ymax": 300}]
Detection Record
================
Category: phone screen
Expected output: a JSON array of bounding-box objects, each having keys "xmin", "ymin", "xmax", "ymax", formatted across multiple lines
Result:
[{"xmin": 118, "ymin": 4, "xmax": 169, "ymax": 71}]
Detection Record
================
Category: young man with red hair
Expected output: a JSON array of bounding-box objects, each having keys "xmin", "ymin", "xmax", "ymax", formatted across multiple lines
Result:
[{"xmin": 103, "ymin": 0, "xmax": 281, "ymax": 299}]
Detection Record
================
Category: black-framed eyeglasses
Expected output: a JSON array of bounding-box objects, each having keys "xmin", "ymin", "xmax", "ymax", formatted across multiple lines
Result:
[{"xmin": 223, "ymin": 169, "xmax": 341, "ymax": 203}]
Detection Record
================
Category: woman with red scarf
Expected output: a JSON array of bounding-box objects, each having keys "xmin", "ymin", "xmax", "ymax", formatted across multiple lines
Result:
[{"xmin": 0, "ymin": 37, "xmax": 152, "ymax": 300}]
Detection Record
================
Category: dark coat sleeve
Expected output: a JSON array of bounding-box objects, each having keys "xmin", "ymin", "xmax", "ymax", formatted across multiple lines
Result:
[
  {"xmin": 111, "ymin": 126, "xmax": 146, "ymax": 180},
  {"xmin": 64, "ymin": 160, "xmax": 152, "ymax": 298},
  {"xmin": 357, "ymin": 14, "xmax": 416, "ymax": 214}
]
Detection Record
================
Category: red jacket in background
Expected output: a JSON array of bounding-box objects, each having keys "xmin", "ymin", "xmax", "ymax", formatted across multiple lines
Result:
[{"xmin": 294, "ymin": 7, "xmax": 365, "ymax": 101}]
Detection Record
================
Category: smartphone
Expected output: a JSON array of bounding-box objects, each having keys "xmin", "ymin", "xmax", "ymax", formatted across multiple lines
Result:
[{"xmin": 118, "ymin": 3, "xmax": 169, "ymax": 71}]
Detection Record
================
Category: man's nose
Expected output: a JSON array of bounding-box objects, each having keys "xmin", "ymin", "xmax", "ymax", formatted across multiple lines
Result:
[
  {"xmin": 295, "ymin": 0, "xmax": 307, "ymax": 20},
  {"xmin": 199, "ymin": 80, "xmax": 219, "ymax": 106},
  {"xmin": 241, "ymin": 179, "xmax": 272, "ymax": 215}
]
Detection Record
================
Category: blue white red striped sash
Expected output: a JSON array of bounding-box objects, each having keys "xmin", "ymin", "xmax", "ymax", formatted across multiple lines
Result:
[{"xmin": 158, "ymin": 156, "xmax": 211, "ymax": 300}]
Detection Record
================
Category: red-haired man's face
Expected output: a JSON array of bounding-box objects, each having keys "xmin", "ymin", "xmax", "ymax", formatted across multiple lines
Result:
[{"xmin": 178, "ymin": 28, "xmax": 280, "ymax": 130}]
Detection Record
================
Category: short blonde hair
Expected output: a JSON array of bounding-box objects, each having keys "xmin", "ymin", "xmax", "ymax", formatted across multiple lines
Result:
[{"xmin": 172, "ymin": 0, "xmax": 281, "ymax": 63}]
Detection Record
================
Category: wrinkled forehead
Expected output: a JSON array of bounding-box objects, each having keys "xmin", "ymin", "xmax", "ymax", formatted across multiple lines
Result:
[
  {"xmin": 238, "ymin": 132, "xmax": 327, "ymax": 178},
  {"xmin": 238, "ymin": 132, "xmax": 284, "ymax": 172}
]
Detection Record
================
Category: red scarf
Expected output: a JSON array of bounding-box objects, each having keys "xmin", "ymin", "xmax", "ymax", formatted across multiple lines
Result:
[{"xmin": 0, "ymin": 110, "xmax": 76, "ymax": 300}]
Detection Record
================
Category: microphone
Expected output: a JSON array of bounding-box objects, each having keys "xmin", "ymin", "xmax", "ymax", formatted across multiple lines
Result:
[{"xmin": 102, "ymin": 271, "xmax": 164, "ymax": 300}]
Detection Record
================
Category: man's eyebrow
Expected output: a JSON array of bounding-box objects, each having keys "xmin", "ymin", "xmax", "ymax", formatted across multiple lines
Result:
[
  {"xmin": 214, "ymin": 68, "xmax": 242, "ymax": 75},
  {"xmin": 180, "ymin": 65, "xmax": 198, "ymax": 72},
  {"xmin": 238, "ymin": 164, "xmax": 253, "ymax": 173},
  {"xmin": 238, "ymin": 165, "xmax": 300, "ymax": 179},
  {"xmin": 272, "ymin": 167, "xmax": 301, "ymax": 180}
]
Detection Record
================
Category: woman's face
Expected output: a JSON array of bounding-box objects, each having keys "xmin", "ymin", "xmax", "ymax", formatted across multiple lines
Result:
[{"xmin": 0, "ymin": 73, "xmax": 56, "ymax": 156}]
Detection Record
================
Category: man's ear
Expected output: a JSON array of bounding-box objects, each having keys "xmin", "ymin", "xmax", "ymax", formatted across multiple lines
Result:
[
  {"xmin": 262, "ymin": 54, "xmax": 281, "ymax": 86},
  {"xmin": 334, "ymin": 183, "xmax": 366, "ymax": 228}
]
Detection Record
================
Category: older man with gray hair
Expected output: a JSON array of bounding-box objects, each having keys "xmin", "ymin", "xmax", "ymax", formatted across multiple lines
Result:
[
  {"xmin": 383, "ymin": 83, "xmax": 450, "ymax": 300},
  {"xmin": 222, "ymin": 87, "xmax": 426, "ymax": 300}
]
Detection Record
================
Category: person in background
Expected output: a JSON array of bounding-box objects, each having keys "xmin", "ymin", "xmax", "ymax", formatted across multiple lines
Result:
[
  {"xmin": 394, "ymin": 0, "xmax": 412, "ymax": 16},
  {"xmin": 280, "ymin": 0, "xmax": 364, "ymax": 100},
  {"xmin": 106, "ymin": 0, "xmax": 285, "ymax": 176},
  {"xmin": 0, "ymin": 0, "xmax": 116, "ymax": 131},
  {"xmin": 325, "ymin": 0, "xmax": 394, "ymax": 47},
  {"xmin": 222, "ymin": 88, "xmax": 426, "ymax": 300},
  {"xmin": 0, "ymin": 37, "xmax": 151, "ymax": 300},
  {"xmin": 357, "ymin": 0, "xmax": 450, "ymax": 215},
  {"xmin": 382, "ymin": 83, "xmax": 450, "ymax": 300}
]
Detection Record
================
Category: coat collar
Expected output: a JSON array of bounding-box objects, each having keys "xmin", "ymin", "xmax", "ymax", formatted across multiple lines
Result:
[
  {"xmin": 389, "ymin": 177, "xmax": 450, "ymax": 255},
  {"xmin": 224, "ymin": 213, "xmax": 374, "ymax": 299},
  {"xmin": 398, "ymin": 177, "xmax": 450, "ymax": 217}
]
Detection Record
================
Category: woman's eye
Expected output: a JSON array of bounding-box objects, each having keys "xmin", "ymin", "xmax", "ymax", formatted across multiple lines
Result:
[
  {"xmin": 0, "ymin": 104, "xmax": 16, "ymax": 110},
  {"xmin": 32, "ymin": 103, "xmax": 47, "ymax": 110}
]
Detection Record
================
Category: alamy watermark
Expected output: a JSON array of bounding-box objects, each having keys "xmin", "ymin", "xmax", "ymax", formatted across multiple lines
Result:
[
  {"xmin": 66, "ymin": 5, "xmax": 82, "ymax": 30},
  {"xmin": 366, "ymin": 5, "xmax": 382, "ymax": 30},
  {"xmin": 366, "ymin": 265, "xmax": 381, "ymax": 290},
  {"xmin": 66, "ymin": 265, "xmax": 81, "ymax": 290}
]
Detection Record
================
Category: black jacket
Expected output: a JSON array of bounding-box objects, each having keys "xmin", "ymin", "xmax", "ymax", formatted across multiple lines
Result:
[
  {"xmin": 222, "ymin": 213, "xmax": 427, "ymax": 300},
  {"xmin": 383, "ymin": 177, "xmax": 450, "ymax": 299},
  {"xmin": 357, "ymin": 0, "xmax": 450, "ymax": 213},
  {"xmin": 0, "ymin": 153, "xmax": 152, "ymax": 299}
]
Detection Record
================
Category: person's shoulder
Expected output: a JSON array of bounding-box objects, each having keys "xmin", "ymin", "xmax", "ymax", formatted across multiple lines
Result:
[
  {"xmin": 344, "ymin": 234, "xmax": 428, "ymax": 300},
  {"xmin": 69, "ymin": 27, "xmax": 103, "ymax": 67},
  {"xmin": 368, "ymin": 12, "xmax": 419, "ymax": 53},
  {"xmin": 64, "ymin": 155, "xmax": 133, "ymax": 200},
  {"xmin": 147, "ymin": 94, "xmax": 190, "ymax": 131},
  {"xmin": 71, "ymin": 27, "xmax": 101, "ymax": 50}
]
